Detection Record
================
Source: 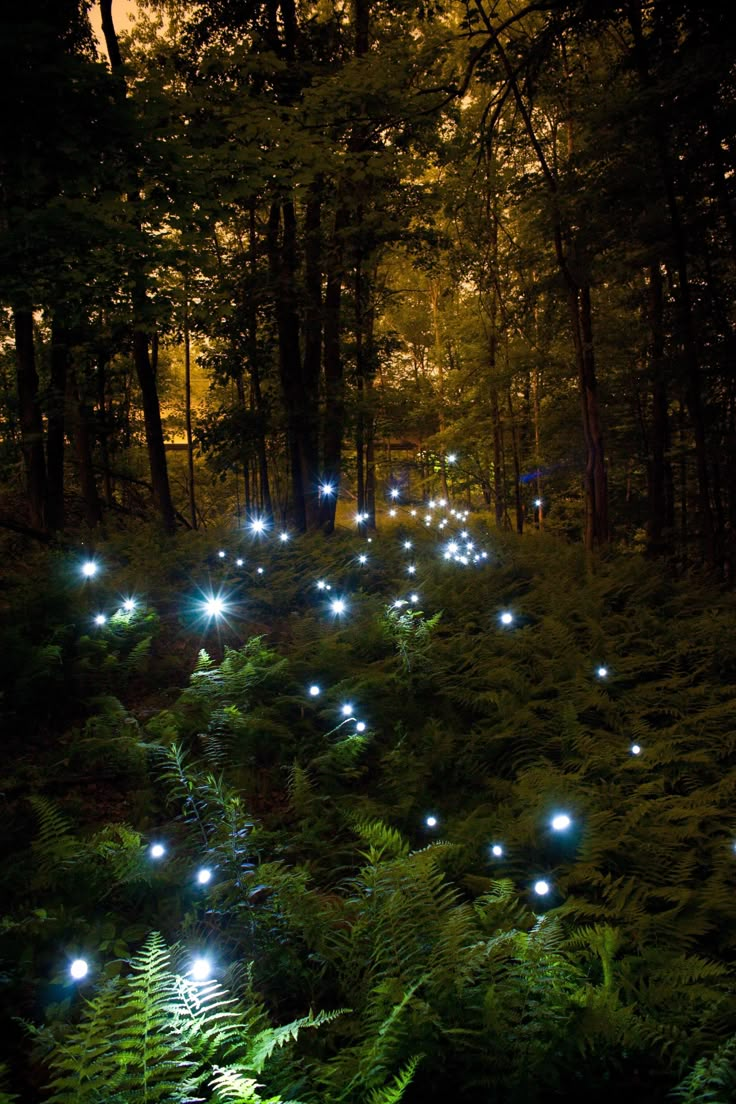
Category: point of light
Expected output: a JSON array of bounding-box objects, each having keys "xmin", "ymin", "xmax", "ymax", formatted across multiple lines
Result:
[
  {"xmin": 218, "ymin": 550, "xmax": 226, "ymax": 558},
  {"xmin": 447, "ymin": 542, "xmax": 458, "ymax": 554},
  {"xmin": 534, "ymin": 498, "xmax": 543, "ymax": 507},
  {"xmin": 94, "ymin": 614, "xmax": 106, "ymax": 626},
  {"xmin": 122, "ymin": 598, "xmax": 136, "ymax": 613},
  {"xmin": 316, "ymin": 580, "xmax": 326, "ymax": 590},
  {"xmin": 197, "ymin": 868, "xmax": 212, "ymax": 885},
  {"xmin": 409, "ymin": 593, "xmax": 419, "ymax": 604},
  {"xmin": 320, "ymin": 482, "xmax": 335, "ymax": 496},
  {"xmin": 249, "ymin": 517, "xmax": 266, "ymax": 535},
  {"xmin": 279, "ymin": 532, "xmax": 290, "ymax": 543},
  {"xmin": 491, "ymin": 844, "xmax": 504, "ymax": 858},
  {"xmin": 389, "ymin": 509, "xmax": 397, "ymax": 517},
  {"xmin": 460, "ymin": 530, "xmax": 468, "ymax": 539},
  {"xmin": 596, "ymin": 666, "xmax": 608, "ymax": 679},
  {"xmin": 257, "ymin": 567, "xmax": 264, "ymax": 575},
  {"xmin": 81, "ymin": 560, "xmax": 98, "ymax": 578},
  {"xmin": 341, "ymin": 703, "xmax": 353, "ymax": 716},
  {"xmin": 425, "ymin": 815, "xmax": 438, "ymax": 828},
  {"xmin": 354, "ymin": 512, "xmax": 365, "ymax": 524},
  {"xmin": 202, "ymin": 595, "xmax": 226, "ymax": 618},
  {"xmin": 190, "ymin": 956, "xmax": 212, "ymax": 982},
  {"xmin": 533, "ymin": 880, "xmax": 550, "ymax": 896},
  {"xmin": 447, "ymin": 453, "xmax": 457, "ymax": 463},
  {"xmin": 236, "ymin": 558, "xmax": 244, "ymax": 567},
  {"xmin": 309, "ymin": 684, "xmax": 320, "ymax": 697},
  {"xmin": 404, "ymin": 541, "xmax": 412, "ymax": 550},
  {"xmin": 428, "ymin": 500, "xmax": 436, "ymax": 509},
  {"xmin": 70, "ymin": 958, "xmax": 89, "ymax": 980},
  {"xmin": 356, "ymin": 721, "xmax": 366, "ymax": 733},
  {"xmin": 358, "ymin": 554, "xmax": 368, "ymax": 564},
  {"xmin": 438, "ymin": 498, "xmax": 446, "ymax": 507},
  {"xmin": 500, "ymin": 611, "xmax": 514, "ymax": 626},
  {"xmin": 631, "ymin": 743, "xmax": 642, "ymax": 756},
  {"xmin": 150, "ymin": 842, "xmax": 165, "ymax": 859},
  {"xmin": 331, "ymin": 598, "xmax": 346, "ymax": 615},
  {"xmin": 407, "ymin": 565, "xmax": 416, "ymax": 575},
  {"xmin": 390, "ymin": 488, "xmax": 400, "ymax": 499},
  {"xmin": 551, "ymin": 813, "xmax": 572, "ymax": 832},
  {"xmin": 410, "ymin": 509, "xmax": 417, "ymax": 516}
]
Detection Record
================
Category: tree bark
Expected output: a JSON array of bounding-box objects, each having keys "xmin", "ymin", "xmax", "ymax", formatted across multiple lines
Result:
[
  {"xmin": 14, "ymin": 309, "xmax": 47, "ymax": 530},
  {"xmin": 46, "ymin": 317, "xmax": 68, "ymax": 531}
]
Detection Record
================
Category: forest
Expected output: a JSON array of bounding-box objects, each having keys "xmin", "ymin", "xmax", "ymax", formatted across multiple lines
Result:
[{"xmin": 2, "ymin": 0, "xmax": 736, "ymax": 1101}]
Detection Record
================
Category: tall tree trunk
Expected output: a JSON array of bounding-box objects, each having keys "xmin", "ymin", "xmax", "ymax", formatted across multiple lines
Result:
[
  {"xmin": 321, "ymin": 204, "xmax": 349, "ymax": 532},
  {"xmin": 96, "ymin": 352, "xmax": 114, "ymax": 507},
  {"xmin": 645, "ymin": 263, "xmax": 670, "ymax": 556},
  {"xmin": 183, "ymin": 287, "xmax": 197, "ymax": 529},
  {"xmin": 46, "ymin": 317, "xmax": 68, "ymax": 531},
  {"xmin": 247, "ymin": 202, "xmax": 273, "ymax": 520},
  {"xmin": 507, "ymin": 384, "xmax": 523, "ymax": 534},
  {"xmin": 68, "ymin": 365, "xmax": 102, "ymax": 527},
  {"xmin": 14, "ymin": 309, "xmax": 47, "ymax": 530}
]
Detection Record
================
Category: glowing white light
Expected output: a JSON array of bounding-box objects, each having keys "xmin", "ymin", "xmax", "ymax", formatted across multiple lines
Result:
[
  {"xmin": 443, "ymin": 551, "xmax": 452, "ymax": 560},
  {"xmin": 70, "ymin": 958, "xmax": 89, "ymax": 980},
  {"xmin": 358, "ymin": 554, "xmax": 368, "ymax": 564},
  {"xmin": 410, "ymin": 509, "xmax": 417, "ymax": 516},
  {"xmin": 309, "ymin": 684, "xmax": 320, "ymax": 697},
  {"xmin": 367, "ymin": 538, "xmax": 372, "ymax": 543},
  {"xmin": 393, "ymin": 599, "xmax": 406, "ymax": 608},
  {"xmin": 404, "ymin": 541, "xmax": 412, "ymax": 549},
  {"xmin": 316, "ymin": 580, "xmax": 326, "ymax": 590},
  {"xmin": 279, "ymin": 532, "xmax": 290, "ymax": 543},
  {"xmin": 190, "ymin": 956, "xmax": 212, "ymax": 982},
  {"xmin": 500, "ymin": 611, "xmax": 514, "ymax": 626},
  {"xmin": 249, "ymin": 517, "xmax": 266, "ymax": 535},
  {"xmin": 596, "ymin": 666, "xmax": 608, "ymax": 679},
  {"xmin": 356, "ymin": 721, "xmax": 366, "ymax": 733},
  {"xmin": 438, "ymin": 499, "xmax": 446, "ymax": 507},
  {"xmin": 218, "ymin": 550, "xmax": 226, "ymax": 558},
  {"xmin": 466, "ymin": 541, "xmax": 474, "ymax": 551},
  {"xmin": 320, "ymin": 482, "xmax": 335, "ymax": 496},
  {"xmin": 197, "ymin": 868, "xmax": 212, "ymax": 885},
  {"xmin": 428, "ymin": 500, "xmax": 436, "ymax": 509},
  {"xmin": 407, "ymin": 565, "xmax": 416, "ymax": 575},
  {"xmin": 491, "ymin": 844, "xmax": 504, "ymax": 858},
  {"xmin": 425, "ymin": 815, "xmax": 438, "ymax": 828},
  {"xmin": 389, "ymin": 509, "xmax": 396, "ymax": 517},
  {"xmin": 425, "ymin": 515, "xmax": 432, "ymax": 523},
  {"xmin": 81, "ymin": 561, "xmax": 98, "ymax": 578},
  {"xmin": 236, "ymin": 558, "xmax": 244, "ymax": 567},
  {"xmin": 447, "ymin": 453, "xmax": 457, "ymax": 463},
  {"xmin": 535, "ymin": 498, "xmax": 543, "ymax": 507},
  {"xmin": 94, "ymin": 614, "xmax": 106, "ymax": 626},
  {"xmin": 203, "ymin": 595, "xmax": 225, "ymax": 618},
  {"xmin": 122, "ymin": 598, "xmax": 136, "ymax": 613},
  {"xmin": 447, "ymin": 542, "xmax": 458, "ymax": 554},
  {"xmin": 460, "ymin": 530, "xmax": 468, "ymax": 539},
  {"xmin": 409, "ymin": 593, "xmax": 419, "ymax": 604},
  {"xmin": 630, "ymin": 743, "xmax": 642, "ymax": 756},
  {"xmin": 551, "ymin": 813, "xmax": 572, "ymax": 832},
  {"xmin": 150, "ymin": 843, "xmax": 165, "ymax": 859},
  {"xmin": 390, "ymin": 489, "xmax": 400, "ymax": 499},
  {"xmin": 481, "ymin": 551, "xmax": 488, "ymax": 559},
  {"xmin": 460, "ymin": 556, "xmax": 469, "ymax": 565},
  {"xmin": 331, "ymin": 599, "xmax": 346, "ymax": 615},
  {"xmin": 354, "ymin": 512, "xmax": 364, "ymax": 524},
  {"xmin": 257, "ymin": 567, "xmax": 264, "ymax": 575},
  {"xmin": 533, "ymin": 880, "xmax": 550, "ymax": 896},
  {"xmin": 341, "ymin": 703, "xmax": 353, "ymax": 716}
]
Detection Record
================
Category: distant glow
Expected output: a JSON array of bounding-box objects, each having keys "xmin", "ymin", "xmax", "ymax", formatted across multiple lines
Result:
[
  {"xmin": 390, "ymin": 488, "xmax": 400, "ymax": 499},
  {"xmin": 150, "ymin": 843, "xmax": 165, "ymax": 859},
  {"xmin": 249, "ymin": 517, "xmax": 266, "ymax": 535},
  {"xmin": 460, "ymin": 530, "xmax": 468, "ymax": 539},
  {"xmin": 500, "ymin": 611, "xmax": 514, "ymax": 626},
  {"xmin": 389, "ymin": 509, "xmax": 397, "ymax": 517},
  {"xmin": 279, "ymin": 532, "xmax": 290, "ymax": 543},
  {"xmin": 122, "ymin": 598, "xmax": 136, "ymax": 613},
  {"xmin": 596, "ymin": 666, "xmax": 608, "ymax": 679},
  {"xmin": 218, "ymin": 550, "xmax": 226, "ymax": 559},
  {"xmin": 631, "ymin": 743, "xmax": 642, "ymax": 756},
  {"xmin": 257, "ymin": 567, "xmax": 264, "ymax": 575},
  {"xmin": 409, "ymin": 593, "xmax": 419, "ymax": 604},
  {"xmin": 331, "ymin": 598, "xmax": 346, "ymax": 615},
  {"xmin": 320, "ymin": 482, "xmax": 335, "ymax": 496},
  {"xmin": 425, "ymin": 815, "xmax": 438, "ymax": 828},
  {"xmin": 393, "ymin": 599, "xmax": 407, "ymax": 608},
  {"xmin": 358, "ymin": 554, "xmax": 368, "ymax": 564},
  {"xmin": 551, "ymin": 813, "xmax": 572, "ymax": 832},
  {"xmin": 407, "ymin": 565, "xmax": 416, "ymax": 575},
  {"xmin": 190, "ymin": 956, "xmax": 212, "ymax": 982},
  {"xmin": 533, "ymin": 880, "xmax": 550, "ymax": 896},
  {"xmin": 316, "ymin": 580, "xmax": 326, "ymax": 590},
  {"xmin": 202, "ymin": 595, "xmax": 226, "ymax": 618},
  {"xmin": 410, "ymin": 509, "xmax": 417, "ymax": 517},
  {"xmin": 309, "ymin": 684, "xmax": 321, "ymax": 697},
  {"xmin": 491, "ymin": 844, "xmax": 504, "ymax": 858},
  {"xmin": 425, "ymin": 515, "xmax": 432, "ymax": 523},
  {"xmin": 404, "ymin": 541, "xmax": 412, "ymax": 550},
  {"xmin": 341, "ymin": 703, "xmax": 353, "ymax": 716},
  {"xmin": 428, "ymin": 500, "xmax": 436, "ymax": 509},
  {"xmin": 94, "ymin": 614, "xmax": 106, "ymax": 626},
  {"xmin": 236, "ymin": 558, "xmax": 244, "ymax": 567},
  {"xmin": 447, "ymin": 454, "xmax": 457, "ymax": 463},
  {"xmin": 356, "ymin": 721, "xmax": 366, "ymax": 733},
  {"xmin": 70, "ymin": 958, "xmax": 89, "ymax": 980},
  {"xmin": 354, "ymin": 512, "xmax": 364, "ymax": 524},
  {"xmin": 481, "ymin": 551, "xmax": 488, "ymax": 559},
  {"xmin": 535, "ymin": 498, "xmax": 543, "ymax": 507},
  {"xmin": 197, "ymin": 868, "xmax": 212, "ymax": 885},
  {"xmin": 466, "ymin": 541, "xmax": 474, "ymax": 551},
  {"xmin": 81, "ymin": 560, "xmax": 98, "ymax": 578},
  {"xmin": 438, "ymin": 499, "xmax": 446, "ymax": 507},
  {"xmin": 447, "ymin": 542, "xmax": 458, "ymax": 554}
]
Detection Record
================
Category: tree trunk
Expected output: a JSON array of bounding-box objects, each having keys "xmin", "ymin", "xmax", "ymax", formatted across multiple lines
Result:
[
  {"xmin": 68, "ymin": 365, "xmax": 102, "ymax": 527},
  {"xmin": 184, "ymin": 288, "xmax": 197, "ymax": 529},
  {"xmin": 46, "ymin": 317, "xmax": 68, "ymax": 531},
  {"xmin": 321, "ymin": 204, "xmax": 349, "ymax": 532},
  {"xmin": 14, "ymin": 309, "xmax": 47, "ymax": 530},
  {"xmin": 645, "ymin": 263, "xmax": 670, "ymax": 556}
]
